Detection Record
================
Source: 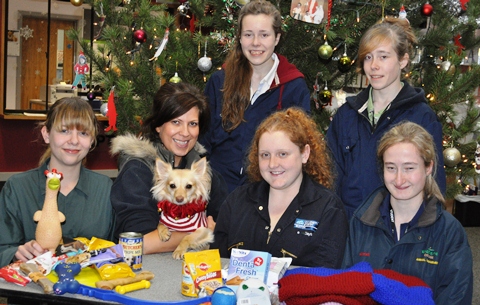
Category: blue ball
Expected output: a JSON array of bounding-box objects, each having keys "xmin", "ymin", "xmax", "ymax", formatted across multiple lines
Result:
[{"xmin": 211, "ymin": 286, "xmax": 236, "ymax": 305}]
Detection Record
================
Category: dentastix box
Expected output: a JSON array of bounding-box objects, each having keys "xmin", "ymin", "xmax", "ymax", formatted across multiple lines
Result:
[{"xmin": 226, "ymin": 249, "xmax": 271, "ymax": 287}]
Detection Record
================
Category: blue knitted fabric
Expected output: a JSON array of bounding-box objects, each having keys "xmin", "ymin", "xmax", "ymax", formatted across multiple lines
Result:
[
  {"xmin": 284, "ymin": 261, "xmax": 373, "ymax": 277},
  {"xmin": 282, "ymin": 262, "xmax": 435, "ymax": 305},
  {"xmin": 371, "ymin": 270, "xmax": 435, "ymax": 305}
]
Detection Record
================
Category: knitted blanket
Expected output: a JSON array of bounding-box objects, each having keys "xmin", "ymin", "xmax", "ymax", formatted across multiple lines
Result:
[{"xmin": 278, "ymin": 262, "xmax": 434, "ymax": 305}]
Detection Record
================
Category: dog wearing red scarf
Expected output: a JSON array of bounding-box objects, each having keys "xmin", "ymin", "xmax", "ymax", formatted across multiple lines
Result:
[{"xmin": 151, "ymin": 157, "xmax": 214, "ymax": 259}]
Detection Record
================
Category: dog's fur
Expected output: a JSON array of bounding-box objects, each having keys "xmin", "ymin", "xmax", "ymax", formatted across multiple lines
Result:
[{"xmin": 151, "ymin": 157, "xmax": 214, "ymax": 259}]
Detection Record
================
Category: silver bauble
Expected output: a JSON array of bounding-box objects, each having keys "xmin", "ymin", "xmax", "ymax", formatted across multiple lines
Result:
[
  {"xmin": 443, "ymin": 147, "xmax": 461, "ymax": 167},
  {"xmin": 100, "ymin": 103, "xmax": 108, "ymax": 116},
  {"xmin": 197, "ymin": 56, "xmax": 212, "ymax": 72}
]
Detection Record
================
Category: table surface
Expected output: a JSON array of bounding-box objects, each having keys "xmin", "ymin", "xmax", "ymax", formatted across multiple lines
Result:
[{"xmin": 0, "ymin": 252, "xmax": 228, "ymax": 304}]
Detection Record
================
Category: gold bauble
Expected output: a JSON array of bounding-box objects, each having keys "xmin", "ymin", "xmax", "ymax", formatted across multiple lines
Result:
[
  {"xmin": 443, "ymin": 147, "xmax": 461, "ymax": 167},
  {"xmin": 338, "ymin": 54, "xmax": 352, "ymax": 73},
  {"xmin": 318, "ymin": 42, "xmax": 333, "ymax": 60},
  {"xmin": 235, "ymin": 0, "xmax": 250, "ymax": 5},
  {"xmin": 169, "ymin": 72, "xmax": 182, "ymax": 83},
  {"xmin": 441, "ymin": 60, "xmax": 456, "ymax": 75},
  {"xmin": 319, "ymin": 88, "xmax": 332, "ymax": 105},
  {"xmin": 70, "ymin": 0, "xmax": 83, "ymax": 6}
]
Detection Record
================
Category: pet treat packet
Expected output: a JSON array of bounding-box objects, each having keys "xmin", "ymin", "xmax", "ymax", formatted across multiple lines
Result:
[
  {"xmin": 182, "ymin": 249, "xmax": 223, "ymax": 297},
  {"xmin": 226, "ymin": 249, "xmax": 271, "ymax": 288}
]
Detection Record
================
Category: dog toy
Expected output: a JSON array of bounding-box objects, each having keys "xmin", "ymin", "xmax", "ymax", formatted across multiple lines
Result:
[
  {"xmin": 76, "ymin": 284, "xmax": 211, "ymax": 304},
  {"xmin": 236, "ymin": 278, "xmax": 271, "ymax": 305},
  {"xmin": 115, "ymin": 279, "xmax": 151, "ymax": 294},
  {"xmin": 34, "ymin": 169, "xmax": 65, "ymax": 253},
  {"xmin": 53, "ymin": 262, "xmax": 81, "ymax": 295},
  {"xmin": 19, "ymin": 263, "xmax": 54, "ymax": 293},
  {"xmin": 95, "ymin": 270, "xmax": 155, "ymax": 290}
]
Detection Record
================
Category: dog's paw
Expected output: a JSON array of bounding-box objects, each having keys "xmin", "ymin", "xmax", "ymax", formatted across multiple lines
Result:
[
  {"xmin": 157, "ymin": 224, "xmax": 171, "ymax": 242},
  {"xmin": 172, "ymin": 247, "xmax": 187, "ymax": 260}
]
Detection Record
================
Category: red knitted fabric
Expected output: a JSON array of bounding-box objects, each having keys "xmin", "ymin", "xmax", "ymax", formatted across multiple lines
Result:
[
  {"xmin": 157, "ymin": 198, "xmax": 207, "ymax": 219},
  {"xmin": 374, "ymin": 269, "xmax": 430, "ymax": 288},
  {"xmin": 285, "ymin": 295, "xmax": 375, "ymax": 305},
  {"xmin": 278, "ymin": 272, "xmax": 376, "ymax": 305}
]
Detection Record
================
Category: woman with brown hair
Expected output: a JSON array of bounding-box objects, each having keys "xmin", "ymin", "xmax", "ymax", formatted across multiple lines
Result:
[
  {"xmin": 201, "ymin": 0, "xmax": 310, "ymax": 193},
  {"xmin": 110, "ymin": 82, "xmax": 228, "ymax": 254},
  {"xmin": 212, "ymin": 108, "xmax": 347, "ymax": 268}
]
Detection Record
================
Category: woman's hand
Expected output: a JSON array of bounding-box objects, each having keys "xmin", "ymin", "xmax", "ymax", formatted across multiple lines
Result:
[
  {"xmin": 15, "ymin": 240, "xmax": 46, "ymax": 262},
  {"xmin": 207, "ymin": 216, "xmax": 216, "ymax": 232}
]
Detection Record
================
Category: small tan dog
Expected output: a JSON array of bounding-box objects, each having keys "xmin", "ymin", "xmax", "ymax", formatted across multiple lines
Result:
[{"xmin": 151, "ymin": 157, "xmax": 214, "ymax": 259}]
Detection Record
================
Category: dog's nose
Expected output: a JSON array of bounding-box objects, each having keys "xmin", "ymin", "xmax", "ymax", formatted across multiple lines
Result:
[{"xmin": 176, "ymin": 196, "xmax": 184, "ymax": 203}]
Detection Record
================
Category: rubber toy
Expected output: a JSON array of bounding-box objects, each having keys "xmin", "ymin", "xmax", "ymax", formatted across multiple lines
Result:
[
  {"xmin": 53, "ymin": 262, "xmax": 81, "ymax": 295},
  {"xmin": 34, "ymin": 169, "xmax": 65, "ymax": 253},
  {"xmin": 211, "ymin": 286, "xmax": 236, "ymax": 305},
  {"xmin": 236, "ymin": 278, "xmax": 271, "ymax": 305}
]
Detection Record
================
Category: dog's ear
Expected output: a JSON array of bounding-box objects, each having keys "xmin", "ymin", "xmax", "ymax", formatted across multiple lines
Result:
[
  {"xmin": 192, "ymin": 157, "xmax": 208, "ymax": 176},
  {"xmin": 155, "ymin": 158, "xmax": 172, "ymax": 178}
]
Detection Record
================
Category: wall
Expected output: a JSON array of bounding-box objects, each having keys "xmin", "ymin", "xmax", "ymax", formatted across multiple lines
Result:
[{"xmin": 0, "ymin": 118, "xmax": 117, "ymax": 180}]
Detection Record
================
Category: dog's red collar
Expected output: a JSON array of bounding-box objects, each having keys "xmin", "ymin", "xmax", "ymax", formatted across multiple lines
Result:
[{"xmin": 157, "ymin": 198, "xmax": 207, "ymax": 219}]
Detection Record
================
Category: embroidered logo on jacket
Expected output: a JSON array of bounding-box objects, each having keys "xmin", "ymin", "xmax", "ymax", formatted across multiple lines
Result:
[
  {"xmin": 294, "ymin": 219, "xmax": 318, "ymax": 236},
  {"xmin": 416, "ymin": 247, "xmax": 439, "ymax": 265},
  {"xmin": 294, "ymin": 219, "xmax": 318, "ymax": 231}
]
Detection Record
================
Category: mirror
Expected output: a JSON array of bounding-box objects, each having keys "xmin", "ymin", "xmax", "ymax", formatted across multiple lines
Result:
[{"xmin": 2, "ymin": 0, "xmax": 92, "ymax": 113}]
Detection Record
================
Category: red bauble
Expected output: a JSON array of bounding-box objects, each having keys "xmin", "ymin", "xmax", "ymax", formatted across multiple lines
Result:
[
  {"xmin": 421, "ymin": 3, "xmax": 433, "ymax": 17},
  {"xmin": 133, "ymin": 29, "xmax": 147, "ymax": 43},
  {"xmin": 178, "ymin": 0, "xmax": 187, "ymax": 3}
]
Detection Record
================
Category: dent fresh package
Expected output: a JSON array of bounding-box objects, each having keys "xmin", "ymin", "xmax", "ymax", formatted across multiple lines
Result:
[{"xmin": 226, "ymin": 249, "xmax": 271, "ymax": 287}]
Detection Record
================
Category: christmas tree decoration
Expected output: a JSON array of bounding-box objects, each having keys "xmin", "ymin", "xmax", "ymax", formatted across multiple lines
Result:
[
  {"xmin": 399, "ymin": 5, "xmax": 407, "ymax": 19},
  {"xmin": 235, "ymin": 0, "xmax": 250, "ymax": 5},
  {"xmin": 319, "ymin": 83, "xmax": 333, "ymax": 106},
  {"xmin": 100, "ymin": 103, "xmax": 108, "ymax": 117},
  {"xmin": 338, "ymin": 52, "xmax": 352, "ymax": 73},
  {"xmin": 170, "ymin": 72, "xmax": 182, "ymax": 83},
  {"xmin": 475, "ymin": 143, "xmax": 480, "ymax": 174},
  {"xmin": 94, "ymin": 3, "xmax": 106, "ymax": 40},
  {"xmin": 177, "ymin": 2, "xmax": 190, "ymax": 17},
  {"xmin": 87, "ymin": 91, "xmax": 96, "ymax": 101},
  {"xmin": 70, "ymin": 0, "xmax": 83, "ymax": 6},
  {"xmin": 421, "ymin": 2, "xmax": 434, "ymax": 16},
  {"xmin": 197, "ymin": 41, "xmax": 212, "ymax": 72},
  {"xmin": 104, "ymin": 87, "xmax": 118, "ymax": 132},
  {"xmin": 441, "ymin": 59, "xmax": 455, "ymax": 74},
  {"xmin": 318, "ymin": 41, "xmax": 333, "ymax": 60},
  {"xmin": 443, "ymin": 147, "xmax": 461, "ymax": 167},
  {"xmin": 133, "ymin": 29, "xmax": 147, "ymax": 44},
  {"xmin": 149, "ymin": 28, "xmax": 170, "ymax": 62},
  {"xmin": 197, "ymin": 57, "xmax": 212, "ymax": 72}
]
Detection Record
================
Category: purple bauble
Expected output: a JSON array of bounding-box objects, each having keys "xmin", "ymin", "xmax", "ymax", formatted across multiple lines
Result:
[{"xmin": 87, "ymin": 92, "xmax": 95, "ymax": 101}]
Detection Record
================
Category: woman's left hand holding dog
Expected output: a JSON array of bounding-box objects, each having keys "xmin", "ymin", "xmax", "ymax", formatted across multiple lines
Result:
[{"xmin": 207, "ymin": 216, "xmax": 216, "ymax": 232}]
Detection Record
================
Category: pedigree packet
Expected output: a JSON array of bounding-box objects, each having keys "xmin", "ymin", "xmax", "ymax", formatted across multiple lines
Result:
[
  {"xmin": 226, "ymin": 249, "xmax": 271, "ymax": 288},
  {"xmin": 182, "ymin": 249, "xmax": 223, "ymax": 297}
]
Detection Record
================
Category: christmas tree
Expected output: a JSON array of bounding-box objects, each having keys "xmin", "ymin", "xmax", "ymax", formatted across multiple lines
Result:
[{"xmin": 69, "ymin": 0, "xmax": 480, "ymax": 199}]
